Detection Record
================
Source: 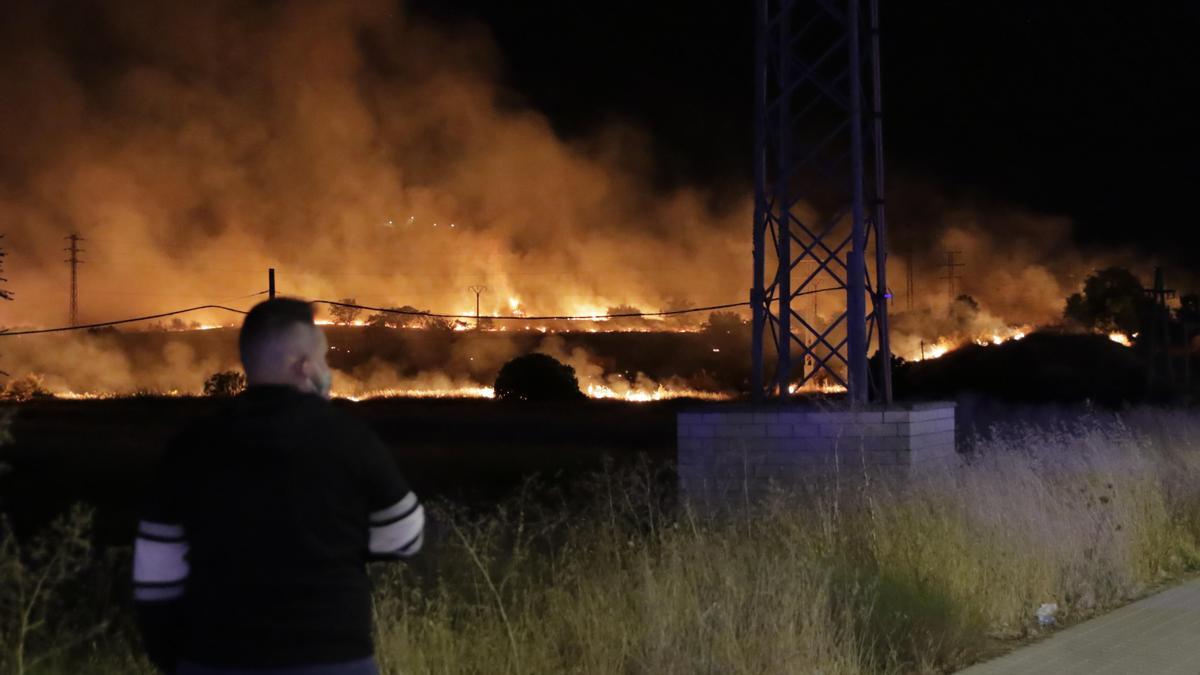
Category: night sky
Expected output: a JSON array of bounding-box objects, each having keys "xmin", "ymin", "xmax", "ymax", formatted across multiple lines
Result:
[{"xmin": 413, "ymin": 1, "xmax": 1200, "ymax": 270}]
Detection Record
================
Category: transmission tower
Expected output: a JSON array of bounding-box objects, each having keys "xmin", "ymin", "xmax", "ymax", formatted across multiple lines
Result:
[
  {"xmin": 940, "ymin": 251, "xmax": 964, "ymax": 309},
  {"xmin": 1144, "ymin": 266, "xmax": 1177, "ymax": 387},
  {"xmin": 64, "ymin": 234, "xmax": 84, "ymax": 326},
  {"xmin": 751, "ymin": 0, "xmax": 892, "ymax": 404},
  {"xmin": 468, "ymin": 285, "xmax": 487, "ymax": 328},
  {"xmin": 0, "ymin": 234, "xmax": 12, "ymax": 302},
  {"xmin": 902, "ymin": 249, "xmax": 912, "ymax": 309}
]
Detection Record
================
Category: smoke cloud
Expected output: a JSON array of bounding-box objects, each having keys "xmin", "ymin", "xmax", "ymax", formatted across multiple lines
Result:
[{"xmin": 0, "ymin": 0, "xmax": 1177, "ymax": 386}]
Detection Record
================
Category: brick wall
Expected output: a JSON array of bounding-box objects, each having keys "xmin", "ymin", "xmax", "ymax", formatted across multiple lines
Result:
[{"xmin": 677, "ymin": 403, "xmax": 957, "ymax": 499}]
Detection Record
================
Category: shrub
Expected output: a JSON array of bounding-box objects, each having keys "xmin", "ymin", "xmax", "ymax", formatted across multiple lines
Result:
[
  {"xmin": 0, "ymin": 375, "xmax": 50, "ymax": 402},
  {"xmin": 493, "ymin": 354, "xmax": 585, "ymax": 402},
  {"xmin": 0, "ymin": 506, "xmax": 118, "ymax": 675},
  {"xmin": 328, "ymin": 299, "xmax": 362, "ymax": 325},
  {"xmin": 202, "ymin": 371, "xmax": 246, "ymax": 397}
]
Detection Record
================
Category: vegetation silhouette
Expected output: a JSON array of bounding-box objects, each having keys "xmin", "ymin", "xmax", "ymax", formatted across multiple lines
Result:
[
  {"xmin": 493, "ymin": 353, "xmax": 585, "ymax": 402},
  {"xmin": 327, "ymin": 298, "xmax": 362, "ymax": 325},
  {"xmin": 1064, "ymin": 267, "xmax": 1153, "ymax": 336},
  {"xmin": 203, "ymin": 371, "xmax": 245, "ymax": 397}
]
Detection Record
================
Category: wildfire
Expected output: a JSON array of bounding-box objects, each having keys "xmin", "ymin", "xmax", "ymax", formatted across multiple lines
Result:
[
  {"xmin": 336, "ymin": 386, "xmax": 496, "ymax": 401},
  {"xmin": 584, "ymin": 383, "xmax": 728, "ymax": 401},
  {"xmin": 1109, "ymin": 332, "xmax": 1133, "ymax": 347},
  {"xmin": 47, "ymin": 382, "xmax": 729, "ymax": 403},
  {"xmin": 316, "ymin": 319, "xmax": 368, "ymax": 327},
  {"xmin": 51, "ymin": 390, "xmax": 187, "ymax": 400},
  {"xmin": 788, "ymin": 381, "xmax": 848, "ymax": 395},
  {"xmin": 910, "ymin": 326, "xmax": 1029, "ymax": 362}
]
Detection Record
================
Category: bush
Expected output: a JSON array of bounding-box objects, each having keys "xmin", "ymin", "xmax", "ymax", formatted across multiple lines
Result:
[
  {"xmin": 0, "ymin": 374, "xmax": 50, "ymax": 402},
  {"xmin": 0, "ymin": 506, "xmax": 121, "ymax": 675},
  {"xmin": 493, "ymin": 354, "xmax": 585, "ymax": 402},
  {"xmin": 328, "ymin": 299, "xmax": 363, "ymax": 325},
  {"xmin": 203, "ymin": 371, "xmax": 246, "ymax": 397}
]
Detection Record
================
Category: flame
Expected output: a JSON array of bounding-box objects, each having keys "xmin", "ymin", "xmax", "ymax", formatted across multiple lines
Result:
[
  {"xmin": 1109, "ymin": 332, "xmax": 1133, "ymax": 347},
  {"xmin": 584, "ymin": 383, "xmax": 726, "ymax": 401},
  {"xmin": 911, "ymin": 326, "xmax": 1030, "ymax": 362},
  {"xmin": 788, "ymin": 381, "xmax": 848, "ymax": 395},
  {"xmin": 48, "ymin": 381, "xmax": 729, "ymax": 403},
  {"xmin": 336, "ymin": 386, "xmax": 496, "ymax": 401}
]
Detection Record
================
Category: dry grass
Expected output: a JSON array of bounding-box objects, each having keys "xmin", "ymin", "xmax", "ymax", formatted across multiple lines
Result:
[{"xmin": 4, "ymin": 408, "xmax": 1200, "ymax": 674}]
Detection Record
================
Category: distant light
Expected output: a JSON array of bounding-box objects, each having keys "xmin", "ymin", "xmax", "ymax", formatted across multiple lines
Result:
[{"xmin": 712, "ymin": 348, "xmax": 720, "ymax": 352}]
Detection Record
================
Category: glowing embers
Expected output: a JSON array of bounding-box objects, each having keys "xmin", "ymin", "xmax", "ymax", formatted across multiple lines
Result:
[
  {"xmin": 336, "ymin": 386, "xmax": 496, "ymax": 401},
  {"xmin": 54, "ymin": 390, "xmax": 186, "ymax": 399},
  {"xmin": 337, "ymin": 382, "xmax": 728, "ymax": 402},
  {"xmin": 584, "ymin": 383, "xmax": 727, "ymax": 402},
  {"xmin": 787, "ymin": 381, "xmax": 848, "ymax": 395},
  {"xmin": 909, "ymin": 326, "xmax": 1030, "ymax": 362}
]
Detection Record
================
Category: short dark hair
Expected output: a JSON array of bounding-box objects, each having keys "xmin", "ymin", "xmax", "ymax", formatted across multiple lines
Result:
[{"xmin": 238, "ymin": 298, "xmax": 316, "ymax": 363}]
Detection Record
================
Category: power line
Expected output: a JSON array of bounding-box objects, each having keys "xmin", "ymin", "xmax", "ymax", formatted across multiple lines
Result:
[
  {"xmin": 0, "ymin": 289, "xmax": 760, "ymax": 337},
  {"xmin": 312, "ymin": 299, "xmax": 752, "ymax": 322},
  {"xmin": 0, "ymin": 304, "xmax": 252, "ymax": 337}
]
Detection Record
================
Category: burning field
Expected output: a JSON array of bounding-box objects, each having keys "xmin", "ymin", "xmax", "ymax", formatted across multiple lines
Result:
[{"xmin": 0, "ymin": 0, "xmax": 1180, "ymax": 404}]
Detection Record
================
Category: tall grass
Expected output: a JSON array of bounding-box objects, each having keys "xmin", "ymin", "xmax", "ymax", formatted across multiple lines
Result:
[{"xmin": 4, "ymin": 409, "xmax": 1200, "ymax": 674}]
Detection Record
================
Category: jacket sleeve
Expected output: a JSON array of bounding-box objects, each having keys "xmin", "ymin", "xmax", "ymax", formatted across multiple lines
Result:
[
  {"xmin": 133, "ymin": 440, "xmax": 190, "ymax": 673},
  {"xmin": 360, "ymin": 432, "xmax": 425, "ymax": 560}
]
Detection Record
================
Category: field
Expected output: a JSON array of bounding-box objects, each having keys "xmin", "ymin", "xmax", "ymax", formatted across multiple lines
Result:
[{"xmin": 2, "ymin": 399, "xmax": 1200, "ymax": 674}]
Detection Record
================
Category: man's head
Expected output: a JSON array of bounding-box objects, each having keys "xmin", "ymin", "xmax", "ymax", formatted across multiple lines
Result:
[{"xmin": 238, "ymin": 298, "xmax": 332, "ymax": 398}]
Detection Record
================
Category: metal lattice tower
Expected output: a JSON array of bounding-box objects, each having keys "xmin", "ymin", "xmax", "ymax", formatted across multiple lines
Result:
[
  {"xmin": 750, "ymin": 0, "xmax": 892, "ymax": 404},
  {"xmin": 64, "ymin": 233, "xmax": 84, "ymax": 326},
  {"xmin": 468, "ymin": 285, "xmax": 488, "ymax": 329}
]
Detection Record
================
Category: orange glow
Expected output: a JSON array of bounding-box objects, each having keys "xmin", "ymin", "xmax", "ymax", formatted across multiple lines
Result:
[{"xmin": 788, "ymin": 381, "xmax": 848, "ymax": 395}]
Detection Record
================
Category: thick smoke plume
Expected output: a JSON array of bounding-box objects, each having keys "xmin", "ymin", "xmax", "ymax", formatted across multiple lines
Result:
[
  {"xmin": 0, "ymin": 0, "xmax": 1171, "ymax": 389},
  {"xmin": 0, "ymin": 0, "xmax": 747, "ymax": 328}
]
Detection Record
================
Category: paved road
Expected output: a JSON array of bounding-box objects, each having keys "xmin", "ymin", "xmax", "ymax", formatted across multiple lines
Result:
[{"xmin": 959, "ymin": 578, "xmax": 1200, "ymax": 674}]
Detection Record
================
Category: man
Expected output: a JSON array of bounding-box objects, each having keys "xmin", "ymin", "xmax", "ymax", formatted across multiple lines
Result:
[{"xmin": 133, "ymin": 298, "xmax": 424, "ymax": 674}]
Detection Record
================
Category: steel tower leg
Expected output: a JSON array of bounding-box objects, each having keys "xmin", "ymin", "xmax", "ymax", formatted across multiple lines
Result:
[{"xmin": 750, "ymin": 0, "xmax": 893, "ymax": 404}]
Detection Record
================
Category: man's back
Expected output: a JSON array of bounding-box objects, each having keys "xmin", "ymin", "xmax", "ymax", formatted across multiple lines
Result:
[{"xmin": 134, "ymin": 385, "xmax": 424, "ymax": 672}]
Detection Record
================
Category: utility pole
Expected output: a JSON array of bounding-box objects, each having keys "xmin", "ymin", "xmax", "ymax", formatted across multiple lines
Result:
[
  {"xmin": 64, "ymin": 234, "xmax": 84, "ymax": 326},
  {"xmin": 905, "ymin": 253, "xmax": 914, "ymax": 311},
  {"xmin": 0, "ymin": 234, "xmax": 13, "ymax": 302},
  {"xmin": 268, "ymin": 268, "xmax": 276, "ymax": 299},
  {"xmin": 940, "ymin": 251, "xmax": 964, "ymax": 311},
  {"xmin": 468, "ymin": 285, "xmax": 487, "ymax": 329},
  {"xmin": 1144, "ymin": 266, "xmax": 1176, "ymax": 388}
]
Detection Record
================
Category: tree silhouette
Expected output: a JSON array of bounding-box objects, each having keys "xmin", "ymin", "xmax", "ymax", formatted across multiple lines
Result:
[
  {"xmin": 1064, "ymin": 267, "xmax": 1152, "ymax": 336},
  {"xmin": 494, "ymin": 354, "xmax": 585, "ymax": 402},
  {"xmin": 328, "ymin": 298, "xmax": 362, "ymax": 325}
]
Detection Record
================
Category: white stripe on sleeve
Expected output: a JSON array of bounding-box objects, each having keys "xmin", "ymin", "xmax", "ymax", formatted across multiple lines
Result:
[
  {"xmin": 369, "ymin": 494, "xmax": 425, "ymax": 558},
  {"xmin": 369, "ymin": 492, "xmax": 419, "ymax": 525},
  {"xmin": 133, "ymin": 521, "xmax": 190, "ymax": 595}
]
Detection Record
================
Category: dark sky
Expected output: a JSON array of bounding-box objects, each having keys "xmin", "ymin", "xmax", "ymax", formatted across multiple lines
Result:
[{"xmin": 412, "ymin": 1, "xmax": 1200, "ymax": 268}]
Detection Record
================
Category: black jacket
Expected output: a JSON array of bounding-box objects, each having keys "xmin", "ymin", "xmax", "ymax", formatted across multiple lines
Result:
[{"xmin": 132, "ymin": 386, "xmax": 424, "ymax": 672}]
